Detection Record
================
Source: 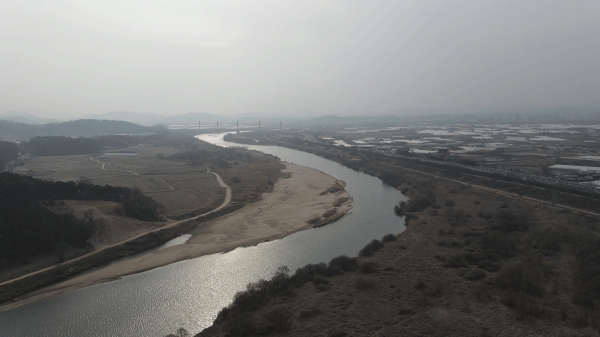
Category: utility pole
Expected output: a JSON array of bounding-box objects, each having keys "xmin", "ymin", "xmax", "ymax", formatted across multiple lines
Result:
[
  {"xmin": 259, "ymin": 121, "xmax": 261, "ymax": 131},
  {"xmin": 217, "ymin": 121, "xmax": 219, "ymax": 134},
  {"xmin": 199, "ymin": 121, "xmax": 201, "ymax": 130},
  {"xmin": 237, "ymin": 120, "xmax": 239, "ymax": 134},
  {"xmin": 280, "ymin": 121, "xmax": 282, "ymax": 131}
]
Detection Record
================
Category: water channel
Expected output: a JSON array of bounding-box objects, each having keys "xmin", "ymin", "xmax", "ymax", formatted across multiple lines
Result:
[{"xmin": 0, "ymin": 133, "xmax": 408, "ymax": 337}]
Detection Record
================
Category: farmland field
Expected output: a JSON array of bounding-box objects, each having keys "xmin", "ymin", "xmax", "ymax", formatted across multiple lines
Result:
[
  {"xmin": 92, "ymin": 176, "xmax": 170, "ymax": 193},
  {"xmin": 148, "ymin": 188, "xmax": 225, "ymax": 217},
  {"xmin": 14, "ymin": 145, "xmax": 226, "ymax": 218}
]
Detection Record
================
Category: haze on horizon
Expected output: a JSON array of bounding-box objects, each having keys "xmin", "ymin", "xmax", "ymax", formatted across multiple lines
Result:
[{"xmin": 1, "ymin": 0, "xmax": 600, "ymax": 120}]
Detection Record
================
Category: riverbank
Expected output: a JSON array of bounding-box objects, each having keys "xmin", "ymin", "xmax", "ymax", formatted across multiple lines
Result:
[
  {"xmin": 198, "ymin": 156, "xmax": 600, "ymax": 336},
  {"xmin": 0, "ymin": 163, "xmax": 353, "ymax": 312},
  {"xmin": 0, "ymin": 169, "xmax": 234, "ymax": 309}
]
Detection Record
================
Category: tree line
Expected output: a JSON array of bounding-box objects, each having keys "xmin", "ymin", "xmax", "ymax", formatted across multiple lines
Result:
[
  {"xmin": 23, "ymin": 131, "xmax": 200, "ymax": 156},
  {"xmin": 0, "ymin": 172, "xmax": 164, "ymax": 267},
  {"xmin": 0, "ymin": 119, "xmax": 158, "ymax": 141},
  {"xmin": 0, "ymin": 140, "xmax": 19, "ymax": 169},
  {"xmin": 24, "ymin": 136, "xmax": 101, "ymax": 156}
]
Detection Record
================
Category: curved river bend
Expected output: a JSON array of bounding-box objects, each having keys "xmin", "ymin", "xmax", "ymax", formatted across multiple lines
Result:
[{"xmin": 0, "ymin": 134, "xmax": 408, "ymax": 337}]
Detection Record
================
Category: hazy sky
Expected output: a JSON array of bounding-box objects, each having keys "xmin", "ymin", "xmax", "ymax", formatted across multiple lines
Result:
[{"xmin": 2, "ymin": 1, "xmax": 600, "ymax": 119}]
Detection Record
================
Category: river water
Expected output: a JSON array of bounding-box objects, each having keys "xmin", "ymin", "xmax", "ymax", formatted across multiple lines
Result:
[{"xmin": 0, "ymin": 133, "xmax": 407, "ymax": 337}]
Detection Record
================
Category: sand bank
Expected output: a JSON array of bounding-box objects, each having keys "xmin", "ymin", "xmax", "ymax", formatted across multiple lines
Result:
[{"xmin": 2, "ymin": 163, "xmax": 352, "ymax": 310}]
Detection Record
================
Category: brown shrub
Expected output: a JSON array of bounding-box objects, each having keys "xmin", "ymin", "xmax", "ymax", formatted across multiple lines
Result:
[
  {"xmin": 359, "ymin": 261, "xmax": 379, "ymax": 274},
  {"xmin": 494, "ymin": 262, "xmax": 546, "ymax": 298},
  {"xmin": 299, "ymin": 308, "xmax": 322, "ymax": 320},
  {"xmin": 313, "ymin": 275, "xmax": 329, "ymax": 285},
  {"xmin": 381, "ymin": 233, "xmax": 397, "ymax": 242},
  {"xmin": 328, "ymin": 255, "xmax": 358, "ymax": 272},
  {"xmin": 359, "ymin": 239, "xmax": 383, "ymax": 257},
  {"xmin": 264, "ymin": 307, "xmax": 293, "ymax": 332},
  {"xmin": 227, "ymin": 312, "xmax": 255, "ymax": 337},
  {"xmin": 355, "ymin": 276, "xmax": 374, "ymax": 290}
]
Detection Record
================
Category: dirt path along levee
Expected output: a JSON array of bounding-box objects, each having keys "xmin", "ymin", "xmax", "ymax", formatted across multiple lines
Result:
[{"xmin": 0, "ymin": 170, "xmax": 231, "ymax": 295}]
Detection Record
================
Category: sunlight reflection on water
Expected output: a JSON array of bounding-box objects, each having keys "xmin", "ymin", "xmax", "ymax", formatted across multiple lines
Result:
[{"xmin": 0, "ymin": 133, "xmax": 407, "ymax": 337}]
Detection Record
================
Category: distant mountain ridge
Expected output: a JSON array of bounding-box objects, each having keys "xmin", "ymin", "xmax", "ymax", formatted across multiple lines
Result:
[
  {"xmin": 6, "ymin": 103, "xmax": 600, "ymax": 131},
  {"xmin": 155, "ymin": 112, "xmax": 224, "ymax": 125},
  {"xmin": 79, "ymin": 111, "xmax": 164, "ymax": 125},
  {"xmin": 0, "ymin": 119, "xmax": 160, "ymax": 141},
  {"xmin": 82, "ymin": 112, "xmax": 300, "ymax": 126},
  {"xmin": 80, "ymin": 111, "xmax": 231, "ymax": 125},
  {"xmin": 0, "ymin": 111, "xmax": 60, "ymax": 125}
]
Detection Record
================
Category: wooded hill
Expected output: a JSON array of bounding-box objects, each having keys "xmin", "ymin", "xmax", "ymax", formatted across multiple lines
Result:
[
  {"xmin": 23, "ymin": 132, "xmax": 199, "ymax": 156},
  {"xmin": 0, "ymin": 141, "xmax": 18, "ymax": 169},
  {"xmin": 0, "ymin": 172, "xmax": 164, "ymax": 267},
  {"xmin": 0, "ymin": 119, "xmax": 161, "ymax": 141}
]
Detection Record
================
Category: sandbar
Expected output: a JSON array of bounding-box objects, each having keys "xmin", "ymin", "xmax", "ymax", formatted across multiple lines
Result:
[{"xmin": 2, "ymin": 163, "xmax": 353, "ymax": 310}]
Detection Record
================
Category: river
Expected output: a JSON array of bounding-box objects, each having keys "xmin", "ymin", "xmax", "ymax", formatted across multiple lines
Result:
[{"xmin": 0, "ymin": 133, "xmax": 407, "ymax": 337}]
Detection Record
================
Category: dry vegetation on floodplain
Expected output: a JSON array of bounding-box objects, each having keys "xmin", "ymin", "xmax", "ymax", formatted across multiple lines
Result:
[
  {"xmin": 199, "ymin": 172, "xmax": 600, "ymax": 336},
  {"xmin": 196, "ymin": 134, "xmax": 600, "ymax": 336},
  {"xmin": 193, "ymin": 142, "xmax": 286, "ymax": 204}
]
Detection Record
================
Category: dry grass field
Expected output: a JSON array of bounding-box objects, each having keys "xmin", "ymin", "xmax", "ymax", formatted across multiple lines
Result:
[
  {"xmin": 14, "ymin": 145, "xmax": 226, "ymax": 218},
  {"xmin": 199, "ymin": 136, "xmax": 600, "ymax": 336},
  {"xmin": 199, "ymin": 160, "xmax": 600, "ymax": 337}
]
